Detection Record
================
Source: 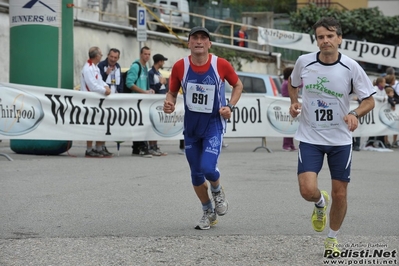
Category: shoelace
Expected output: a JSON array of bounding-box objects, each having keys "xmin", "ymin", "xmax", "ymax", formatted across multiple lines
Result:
[
  {"xmin": 200, "ymin": 210, "xmax": 213, "ymax": 223},
  {"xmin": 316, "ymin": 209, "xmax": 325, "ymax": 220},
  {"xmin": 212, "ymin": 192, "xmax": 223, "ymax": 205}
]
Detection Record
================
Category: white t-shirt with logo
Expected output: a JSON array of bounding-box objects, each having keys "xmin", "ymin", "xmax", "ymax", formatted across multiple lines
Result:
[{"xmin": 290, "ymin": 52, "xmax": 376, "ymax": 146}]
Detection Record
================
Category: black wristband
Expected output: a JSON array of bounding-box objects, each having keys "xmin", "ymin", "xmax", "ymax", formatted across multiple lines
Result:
[{"xmin": 227, "ymin": 103, "xmax": 235, "ymax": 111}]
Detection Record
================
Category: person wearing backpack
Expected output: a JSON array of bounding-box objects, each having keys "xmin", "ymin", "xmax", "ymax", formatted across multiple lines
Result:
[{"xmin": 125, "ymin": 46, "xmax": 154, "ymax": 158}]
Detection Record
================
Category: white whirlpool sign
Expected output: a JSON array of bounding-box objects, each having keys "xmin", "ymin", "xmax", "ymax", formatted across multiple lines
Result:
[
  {"xmin": 257, "ymin": 27, "xmax": 399, "ymax": 68},
  {"xmin": 0, "ymin": 82, "xmax": 398, "ymax": 140}
]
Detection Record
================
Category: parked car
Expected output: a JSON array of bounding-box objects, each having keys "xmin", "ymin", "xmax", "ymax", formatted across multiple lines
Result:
[
  {"xmin": 225, "ymin": 71, "xmax": 282, "ymax": 96},
  {"xmin": 147, "ymin": 0, "xmax": 190, "ymax": 31}
]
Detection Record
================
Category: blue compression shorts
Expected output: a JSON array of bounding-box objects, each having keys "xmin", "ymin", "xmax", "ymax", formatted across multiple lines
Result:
[
  {"xmin": 297, "ymin": 141, "xmax": 352, "ymax": 182},
  {"xmin": 184, "ymin": 129, "xmax": 223, "ymax": 186}
]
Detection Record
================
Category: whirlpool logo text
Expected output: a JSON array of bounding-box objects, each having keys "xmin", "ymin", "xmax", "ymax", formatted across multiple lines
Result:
[
  {"xmin": 0, "ymin": 86, "xmax": 44, "ymax": 136},
  {"xmin": 267, "ymin": 100, "xmax": 299, "ymax": 134},
  {"xmin": 149, "ymin": 99, "xmax": 184, "ymax": 137}
]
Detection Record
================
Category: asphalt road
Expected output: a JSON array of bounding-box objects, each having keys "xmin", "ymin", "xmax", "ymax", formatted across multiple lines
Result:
[{"xmin": 0, "ymin": 138, "xmax": 398, "ymax": 266}]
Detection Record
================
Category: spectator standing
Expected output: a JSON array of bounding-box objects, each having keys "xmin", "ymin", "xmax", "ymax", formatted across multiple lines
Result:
[
  {"xmin": 386, "ymin": 67, "xmax": 399, "ymax": 101},
  {"xmin": 98, "ymin": 48, "xmax": 123, "ymax": 93},
  {"xmin": 163, "ymin": 26, "xmax": 243, "ymax": 230},
  {"xmin": 385, "ymin": 86, "xmax": 397, "ymax": 111},
  {"xmin": 281, "ymin": 66, "xmax": 296, "ymax": 151},
  {"xmin": 80, "ymin": 46, "xmax": 112, "ymax": 158},
  {"xmin": 288, "ymin": 17, "xmax": 375, "ymax": 257},
  {"xmin": 385, "ymin": 67, "xmax": 399, "ymax": 145},
  {"xmin": 375, "ymin": 76, "xmax": 389, "ymax": 147},
  {"xmin": 149, "ymin": 54, "xmax": 168, "ymax": 94},
  {"xmin": 233, "ymin": 25, "xmax": 248, "ymax": 48},
  {"xmin": 385, "ymin": 74, "xmax": 398, "ymax": 147},
  {"xmin": 96, "ymin": 48, "xmax": 123, "ymax": 156},
  {"xmin": 364, "ymin": 77, "xmax": 387, "ymax": 148},
  {"xmin": 148, "ymin": 53, "xmax": 169, "ymax": 156},
  {"xmin": 126, "ymin": 46, "xmax": 153, "ymax": 158},
  {"xmin": 350, "ymin": 94, "xmax": 362, "ymax": 151}
]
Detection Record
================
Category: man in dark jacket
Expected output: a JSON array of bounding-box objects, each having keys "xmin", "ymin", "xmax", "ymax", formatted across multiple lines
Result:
[
  {"xmin": 148, "ymin": 53, "xmax": 168, "ymax": 94},
  {"xmin": 148, "ymin": 53, "xmax": 169, "ymax": 155},
  {"xmin": 98, "ymin": 48, "xmax": 123, "ymax": 93}
]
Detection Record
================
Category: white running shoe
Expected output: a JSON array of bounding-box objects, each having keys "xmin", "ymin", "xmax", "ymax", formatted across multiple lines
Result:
[
  {"xmin": 212, "ymin": 187, "xmax": 229, "ymax": 216},
  {"xmin": 195, "ymin": 209, "xmax": 217, "ymax": 230}
]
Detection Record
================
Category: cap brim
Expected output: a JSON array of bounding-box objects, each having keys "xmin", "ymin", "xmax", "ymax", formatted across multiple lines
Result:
[{"xmin": 188, "ymin": 31, "xmax": 210, "ymax": 41}]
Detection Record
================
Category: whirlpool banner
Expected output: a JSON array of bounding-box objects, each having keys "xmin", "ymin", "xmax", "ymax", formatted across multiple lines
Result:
[
  {"xmin": 0, "ymin": 82, "xmax": 398, "ymax": 140},
  {"xmin": 257, "ymin": 27, "xmax": 399, "ymax": 68}
]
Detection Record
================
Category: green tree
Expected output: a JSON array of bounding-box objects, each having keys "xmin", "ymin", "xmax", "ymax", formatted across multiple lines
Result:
[
  {"xmin": 223, "ymin": 0, "xmax": 296, "ymax": 13},
  {"xmin": 289, "ymin": 3, "xmax": 399, "ymax": 44}
]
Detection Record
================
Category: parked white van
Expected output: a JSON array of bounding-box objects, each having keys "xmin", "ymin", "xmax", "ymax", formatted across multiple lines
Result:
[
  {"xmin": 225, "ymin": 72, "xmax": 282, "ymax": 97},
  {"xmin": 147, "ymin": 0, "xmax": 190, "ymax": 31}
]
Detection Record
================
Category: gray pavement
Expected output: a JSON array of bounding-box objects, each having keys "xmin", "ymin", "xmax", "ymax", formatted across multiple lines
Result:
[{"xmin": 0, "ymin": 138, "xmax": 398, "ymax": 266}]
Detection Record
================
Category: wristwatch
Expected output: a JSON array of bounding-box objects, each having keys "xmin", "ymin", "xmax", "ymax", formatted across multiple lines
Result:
[
  {"xmin": 227, "ymin": 103, "xmax": 235, "ymax": 111},
  {"xmin": 348, "ymin": 110, "xmax": 359, "ymax": 118}
]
